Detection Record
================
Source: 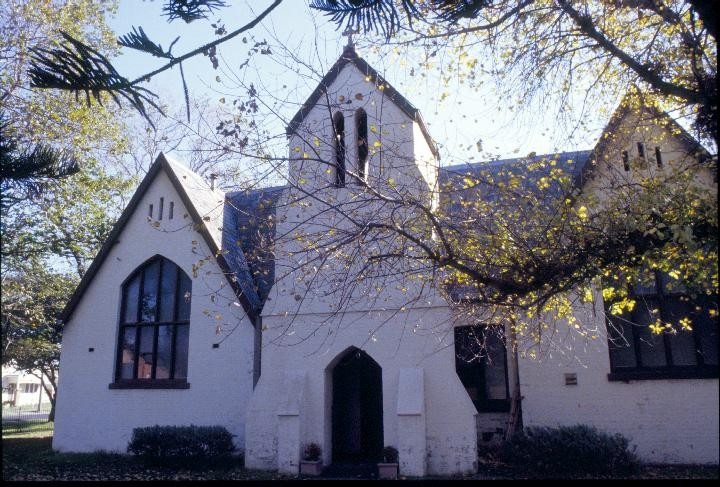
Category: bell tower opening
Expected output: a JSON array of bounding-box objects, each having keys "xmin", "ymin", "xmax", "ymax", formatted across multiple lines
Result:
[{"xmin": 333, "ymin": 111, "xmax": 346, "ymax": 187}]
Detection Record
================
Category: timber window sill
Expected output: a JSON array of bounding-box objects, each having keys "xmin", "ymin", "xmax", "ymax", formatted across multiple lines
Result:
[{"xmin": 108, "ymin": 379, "xmax": 190, "ymax": 390}]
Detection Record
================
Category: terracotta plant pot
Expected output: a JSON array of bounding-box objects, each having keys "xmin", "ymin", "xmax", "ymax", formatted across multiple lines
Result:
[
  {"xmin": 377, "ymin": 462, "xmax": 399, "ymax": 479},
  {"xmin": 299, "ymin": 460, "xmax": 323, "ymax": 476}
]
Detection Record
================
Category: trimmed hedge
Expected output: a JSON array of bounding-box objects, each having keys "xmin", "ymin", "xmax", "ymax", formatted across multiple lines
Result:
[
  {"xmin": 500, "ymin": 424, "xmax": 639, "ymax": 475},
  {"xmin": 127, "ymin": 425, "xmax": 235, "ymax": 459}
]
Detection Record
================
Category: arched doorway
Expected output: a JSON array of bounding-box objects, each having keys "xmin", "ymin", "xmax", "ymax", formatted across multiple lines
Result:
[{"xmin": 331, "ymin": 348, "xmax": 383, "ymax": 463}]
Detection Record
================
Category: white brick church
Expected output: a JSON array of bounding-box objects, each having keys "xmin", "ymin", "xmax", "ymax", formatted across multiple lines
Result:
[{"xmin": 53, "ymin": 45, "xmax": 718, "ymax": 475}]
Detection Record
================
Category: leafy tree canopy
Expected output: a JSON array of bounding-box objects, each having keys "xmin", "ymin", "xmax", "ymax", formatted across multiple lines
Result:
[{"xmin": 311, "ymin": 0, "xmax": 717, "ymax": 148}]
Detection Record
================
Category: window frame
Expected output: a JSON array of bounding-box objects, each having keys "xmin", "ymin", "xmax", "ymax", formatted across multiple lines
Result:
[
  {"xmin": 110, "ymin": 256, "xmax": 191, "ymax": 390},
  {"xmin": 606, "ymin": 271, "xmax": 718, "ymax": 382}
]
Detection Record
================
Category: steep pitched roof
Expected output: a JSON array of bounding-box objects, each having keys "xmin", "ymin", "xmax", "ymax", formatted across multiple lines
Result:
[
  {"xmin": 286, "ymin": 45, "xmax": 439, "ymax": 158},
  {"xmin": 224, "ymin": 186, "xmax": 284, "ymax": 307},
  {"xmin": 61, "ymin": 153, "xmax": 261, "ymax": 325}
]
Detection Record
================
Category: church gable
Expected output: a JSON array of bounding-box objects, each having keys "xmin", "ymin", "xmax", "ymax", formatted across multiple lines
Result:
[
  {"xmin": 579, "ymin": 96, "xmax": 714, "ymax": 197},
  {"xmin": 61, "ymin": 153, "xmax": 260, "ymax": 326},
  {"xmin": 53, "ymin": 157, "xmax": 259, "ymax": 455}
]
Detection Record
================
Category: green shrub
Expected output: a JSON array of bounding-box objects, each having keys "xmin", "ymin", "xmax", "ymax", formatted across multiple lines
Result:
[
  {"xmin": 500, "ymin": 425, "xmax": 639, "ymax": 476},
  {"xmin": 127, "ymin": 425, "xmax": 235, "ymax": 460}
]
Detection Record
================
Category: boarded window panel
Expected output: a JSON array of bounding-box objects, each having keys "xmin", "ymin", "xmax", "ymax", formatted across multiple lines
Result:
[
  {"xmin": 155, "ymin": 325, "xmax": 173, "ymax": 379},
  {"xmin": 664, "ymin": 297, "xmax": 697, "ymax": 366},
  {"xmin": 176, "ymin": 272, "xmax": 192, "ymax": 320},
  {"xmin": 174, "ymin": 325, "xmax": 189, "ymax": 379},
  {"xmin": 484, "ymin": 329, "xmax": 508, "ymax": 400},
  {"xmin": 119, "ymin": 326, "xmax": 136, "ymax": 379},
  {"xmin": 607, "ymin": 317, "xmax": 637, "ymax": 368},
  {"xmin": 141, "ymin": 260, "xmax": 160, "ymax": 321},
  {"xmin": 123, "ymin": 275, "xmax": 140, "ymax": 323},
  {"xmin": 159, "ymin": 263, "xmax": 178, "ymax": 322},
  {"xmin": 137, "ymin": 326, "xmax": 155, "ymax": 379}
]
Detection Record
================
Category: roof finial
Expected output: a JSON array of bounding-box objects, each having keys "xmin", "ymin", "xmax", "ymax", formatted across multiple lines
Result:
[{"xmin": 342, "ymin": 26, "xmax": 359, "ymax": 52}]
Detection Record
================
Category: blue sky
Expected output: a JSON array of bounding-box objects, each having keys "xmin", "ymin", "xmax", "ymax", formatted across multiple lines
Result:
[{"xmin": 108, "ymin": 1, "xmax": 607, "ymax": 166}]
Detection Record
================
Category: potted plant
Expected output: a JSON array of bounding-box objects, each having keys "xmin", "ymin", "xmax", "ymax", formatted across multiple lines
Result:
[
  {"xmin": 299, "ymin": 442, "xmax": 323, "ymax": 476},
  {"xmin": 377, "ymin": 446, "xmax": 399, "ymax": 479}
]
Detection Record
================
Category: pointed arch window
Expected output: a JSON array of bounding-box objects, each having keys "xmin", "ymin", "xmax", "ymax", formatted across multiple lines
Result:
[
  {"xmin": 333, "ymin": 111, "xmax": 346, "ymax": 187},
  {"xmin": 355, "ymin": 108, "xmax": 368, "ymax": 180},
  {"xmin": 111, "ymin": 256, "xmax": 191, "ymax": 389}
]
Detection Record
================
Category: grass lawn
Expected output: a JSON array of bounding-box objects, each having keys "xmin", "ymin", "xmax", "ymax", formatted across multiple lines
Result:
[
  {"xmin": 2, "ymin": 420, "xmax": 54, "ymax": 437},
  {"xmin": 3, "ymin": 433, "xmax": 718, "ymax": 481},
  {"xmin": 2, "ymin": 434, "xmax": 282, "ymax": 481}
]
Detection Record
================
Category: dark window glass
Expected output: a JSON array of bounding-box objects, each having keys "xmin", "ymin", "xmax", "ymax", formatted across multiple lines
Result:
[
  {"xmin": 115, "ymin": 257, "xmax": 192, "ymax": 383},
  {"xmin": 607, "ymin": 317, "xmax": 637, "ymax": 368},
  {"xmin": 138, "ymin": 326, "xmax": 155, "ymax": 379},
  {"xmin": 123, "ymin": 275, "xmax": 140, "ymax": 323},
  {"xmin": 695, "ymin": 297, "xmax": 719, "ymax": 366},
  {"xmin": 141, "ymin": 260, "xmax": 160, "ymax": 321},
  {"xmin": 605, "ymin": 270, "xmax": 718, "ymax": 379},
  {"xmin": 159, "ymin": 263, "xmax": 177, "ymax": 322},
  {"xmin": 455, "ymin": 325, "xmax": 509, "ymax": 412},
  {"xmin": 177, "ymin": 272, "xmax": 192, "ymax": 321},
  {"xmin": 119, "ymin": 326, "xmax": 136, "ymax": 379},
  {"xmin": 174, "ymin": 325, "xmax": 189, "ymax": 379},
  {"xmin": 655, "ymin": 147, "xmax": 663, "ymax": 168},
  {"xmin": 155, "ymin": 325, "xmax": 173, "ymax": 379},
  {"xmin": 622, "ymin": 150, "xmax": 630, "ymax": 171},
  {"xmin": 484, "ymin": 330, "xmax": 508, "ymax": 400},
  {"xmin": 664, "ymin": 298, "xmax": 697, "ymax": 366},
  {"xmin": 633, "ymin": 300, "xmax": 667, "ymax": 367}
]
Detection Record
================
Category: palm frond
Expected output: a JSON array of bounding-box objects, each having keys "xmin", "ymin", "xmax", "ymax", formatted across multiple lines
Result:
[
  {"xmin": 432, "ymin": 0, "xmax": 493, "ymax": 23},
  {"xmin": 118, "ymin": 26, "xmax": 178, "ymax": 58},
  {"xmin": 310, "ymin": 0, "xmax": 420, "ymax": 39},
  {"xmin": 163, "ymin": 0, "xmax": 228, "ymax": 23},
  {"xmin": 28, "ymin": 32, "xmax": 162, "ymax": 128}
]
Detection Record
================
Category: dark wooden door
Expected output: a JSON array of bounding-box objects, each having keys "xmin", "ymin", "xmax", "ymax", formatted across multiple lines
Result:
[{"xmin": 332, "ymin": 349, "xmax": 383, "ymax": 463}]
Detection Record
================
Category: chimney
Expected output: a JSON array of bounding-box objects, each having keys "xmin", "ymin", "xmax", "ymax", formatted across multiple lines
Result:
[{"xmin": 209, "ymin": 173, "xmax": 218, "ymax": 190}]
